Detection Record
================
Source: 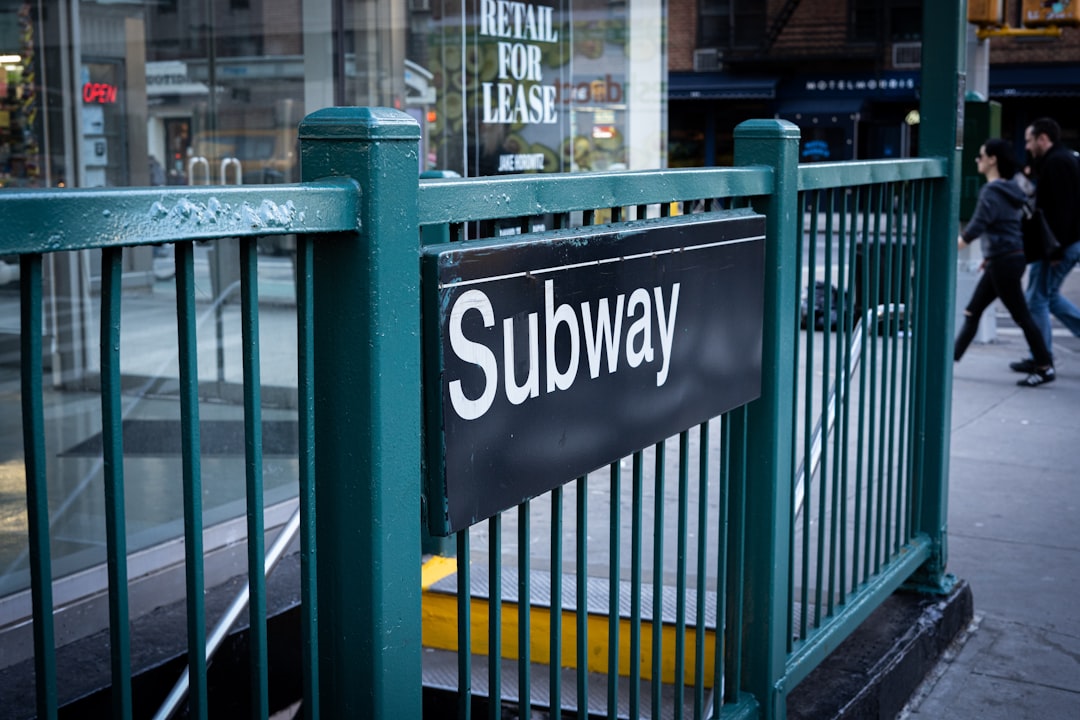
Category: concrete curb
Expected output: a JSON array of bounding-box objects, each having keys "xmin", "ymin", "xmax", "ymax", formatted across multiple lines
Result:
[{"xmin": 788, "ymin": 580, "xmax": 974, "ymax": 719}]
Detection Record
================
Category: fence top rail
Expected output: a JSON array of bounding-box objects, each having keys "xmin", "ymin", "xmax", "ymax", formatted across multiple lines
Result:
[
  {"xmin": 0, "ymin": 178, "xmax": 359, "ymax": 255},
  {"xmin": 797, "ymin": 157, "xmax": 948, "ymax": 192},
  {"xmin": 417, "ymin": 166, "xmax": 774, "ymax": 226}
]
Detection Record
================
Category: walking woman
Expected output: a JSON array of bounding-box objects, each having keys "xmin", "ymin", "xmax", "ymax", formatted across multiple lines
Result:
[{"xmin": 955, "ymin": 139, "xmax": 1055, "ymax": 387}]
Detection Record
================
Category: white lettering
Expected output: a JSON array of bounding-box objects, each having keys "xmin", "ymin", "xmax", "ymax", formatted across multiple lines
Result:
[
  {"xmin": 653, "ymin": 284, "xmax": 680, "ymax": 386},
  {"xmin": 503, "ymin": 313, "xmax": 540, "ymax": 404},
  {"xmin": 625, "ymin": 288, "xmax": 654, "ymax": 368},
  {"xmin": 449, "ymin": 290, "xmax": 499, "ymax": 420},
  {"xmin": 582, "ymin": 295, "xmax": 625, "ymax": 378},
  {"xmin": 445, "ymin": 279, "xmax": 681, "ymax": 420},
  {"xmin": 480, "ymin": 0, "xmax": 497, "ymax": 36},
  {"xmin": 545, "ymin": 279, "xmax": 580, "ymax": 392},
  {"xmin": 478, "ymin": 1, "xmax": 559, "ymax": 43}
]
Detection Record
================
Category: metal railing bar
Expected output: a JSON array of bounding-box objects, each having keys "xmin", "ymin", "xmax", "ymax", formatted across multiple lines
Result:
[
  {"xmin": 817, "ymin": 192, "xmax": 835, "ymax": 625},
  {"xmin": 852, "ymin": 185, "xmax": 868, "ymax": 593},
  {"xmin": 489, "ymin": 515, "xmax": 502, "ymax": 720},
  {"xmin": 0, "ymin": 178, "xmax": 360, "ymax": 254},
  {"xmin": 240, "ymin": 237, "xmax": 269, "ymax": 719},
  {"xmin": 417, "ymin": 167, "xmax": 773, "ymax": 226},
  {"xmin": 896, "ymin": 187, "xmax": 917, "ymax": 548},
  {"xmin": 608, "ymin": 461, "xmax": 621, "ymax": 720},
  {"xmin": 100, "ymin": 246, "xmax": 133, "ymax": 720},
  {"xmin": 797, "ymin": 158, "xmax": 947, "ymax": 191},
  {"xmin": 174, "ymin": 240, "xmax": 208, "ymax": 719},
  {"xmin": 694, "ymin": 422, "xmax": 710, "ymax": 719},
  {"xmin": 711, "ymin": 417, "xmax": 730, "ymax": 717},
  {"xmin": 576, "ymin": 476, "xmax": 588, "ymax": 716},
  {"xmin": 550, "ymin": 488, "xmax": 563, "ymax": 720},
  {"xmin": 726, "ymin": 407, "xmax": 747, "ymax": 705},
  {"xmin": 789, "ymin": 191, "xmax": 806, "ymax": 651},
  {"xmin": 457, "ymin": 530, "xmax": 472, "ymax": 720},
  {"xmin": 884, "ymin": 186, "xmax": 902, "ymax": 559},
  {"xmin": 674, "ymin": 430, "xmax": 690, "ymax": 720},
  {"xmin": 296, "ymin": 235, "xmax": 319, "ymax": 720},
  {"xmin": 814, "ymin": 195, "xmax": 830, "ymax": 629},
  {"xmin": 629, "ymin": 452, "xmax": 644, "ymax": 719},
  {"xmin": 863, "ymin": 192, "xmax": 882, "ymax": 584},
  {"xmin": 863, "ymin": 195, "xmax": 879, "ymax": 582},
  {"xmin": 836, "ymin": 191, "xmax": 855, "ymax": 610},
  {"xmin": 801, "ymin": 194, "xmax": 818, "ymax": 637},
  {"xmin": 153, "ymin": 506, "xmax": 304, "ymax": 720},
  {"xmin": 872, "ymin": 184, "xmax": 888, "ymax": 576},
  {"xmin": 518, "ymin": 502, "xmax": 531, "ymax": 717},
  {"xmin": 874, "ymin": 187, "xmax": 892, "ymax": 572},
  {"xmin": 650, "ymin": 441, "xmax": 665, "ymax": 718},
  {"xmin": 907, "ymin": 184, "xmax": 934, "ymax": 533},
  {"xmin": 826, "ymin": 188, "xmax": 845, "ymax": 619},
  {"xmin": 20, "ymin": 253, "xmax": 57, "ymax": 720}
]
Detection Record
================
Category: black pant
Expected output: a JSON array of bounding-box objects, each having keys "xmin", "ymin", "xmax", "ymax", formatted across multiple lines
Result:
[{"xmin": 954, "ymin": 252, "xmax": 1053, "ymax": 366}]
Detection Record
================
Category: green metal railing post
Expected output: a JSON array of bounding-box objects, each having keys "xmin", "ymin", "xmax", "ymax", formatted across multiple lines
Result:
[
  {"xmin": 732, "ymin": 119, "xmax": 801, "ymax": 720},
  {"xmin": 908, "ymin": 0, "xmax": 964, "ymax": 594},
  {"xmin": 298, "ymin": 107, "xmax": 423, "ymax": 717}
]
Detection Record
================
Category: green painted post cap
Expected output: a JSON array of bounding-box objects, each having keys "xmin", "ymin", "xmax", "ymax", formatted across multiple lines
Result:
[
  {"xmin": 299, "ymin": 107, "xmax": 420, "ymax": 141},
  {"xmin": 734, "ymin": 118, "xmax": 801, "ymax": 140}
]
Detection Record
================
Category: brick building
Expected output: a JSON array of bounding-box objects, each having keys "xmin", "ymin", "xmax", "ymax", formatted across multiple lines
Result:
[{"xmin": 668, "ymin": 0, "xmax": 1080, "ymax": 166}]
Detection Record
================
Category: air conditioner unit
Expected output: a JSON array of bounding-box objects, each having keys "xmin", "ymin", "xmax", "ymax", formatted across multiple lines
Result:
[
  {"xmin": 693, "ymin": 48, "xmax": 722, "ymax": 72},
  {"xmin": 892, "ymin": 42, "xmax": 921, "ymax": 69}
]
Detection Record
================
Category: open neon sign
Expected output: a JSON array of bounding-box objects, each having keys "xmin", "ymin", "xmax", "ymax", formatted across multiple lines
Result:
[{"xmin": 83, "ymin": 82, "xmax": 118, "ymax": 104}]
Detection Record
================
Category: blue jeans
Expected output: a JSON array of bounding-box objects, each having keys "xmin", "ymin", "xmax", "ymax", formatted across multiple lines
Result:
[{"xmin": 1026, "ymin": 241, "xmax": 1080, "ymax": 356}]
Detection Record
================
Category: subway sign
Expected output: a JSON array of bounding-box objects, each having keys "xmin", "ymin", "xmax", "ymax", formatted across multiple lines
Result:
[{"xmin": 423, "ymin": 211, "xmax": 766, "ymax": 535}]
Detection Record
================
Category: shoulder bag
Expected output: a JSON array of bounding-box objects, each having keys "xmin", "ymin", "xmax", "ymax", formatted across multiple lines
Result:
[{"xmin": 1022, "ymin": 202, "xmax": 1061, "ymax": 263}]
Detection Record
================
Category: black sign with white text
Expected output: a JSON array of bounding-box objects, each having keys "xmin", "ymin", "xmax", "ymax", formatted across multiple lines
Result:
[{"xmin": 423, "ymin": 211, "xmax": 765, "ymax": 535}]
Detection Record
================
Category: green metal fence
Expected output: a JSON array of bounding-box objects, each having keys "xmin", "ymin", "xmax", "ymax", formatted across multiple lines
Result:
[{"xmin": 2, "ymin": 104, "xmax": 959, "ymax": 720}]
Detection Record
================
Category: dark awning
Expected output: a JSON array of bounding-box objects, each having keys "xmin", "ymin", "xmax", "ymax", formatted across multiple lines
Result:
[
  {"xmin": 776, "ymin": 98, "xmax": 865, "ymax": 123},
  {"xmin": 990, "ymin": 65, "xmax": 1080, "ymax": 98},
  {"xmin": 669, "ymin": 72, "xmax": 778, "ymax": 100}
]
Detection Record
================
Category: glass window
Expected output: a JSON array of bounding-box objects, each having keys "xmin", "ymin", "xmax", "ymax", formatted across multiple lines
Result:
[
  {"xmin": 698, "ymin": 0, "xmax": 765, "ymax": 49},
  {"xmin": 420, "ymin": 0, "xmax": 664, "ymax": 177},
  {"xmin": 851, "ymin": 0, "xmax": 922, "ymax": 43}
]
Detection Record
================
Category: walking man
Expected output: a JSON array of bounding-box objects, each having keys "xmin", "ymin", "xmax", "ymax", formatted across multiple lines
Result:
[{"xmin": 1011, "ymin": 117, "xmax": 1080, "ymax": 375}]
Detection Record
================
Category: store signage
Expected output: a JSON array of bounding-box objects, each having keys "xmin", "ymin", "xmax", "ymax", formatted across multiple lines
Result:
[
  {"xmin": 423, "ymin": 212, "xmax": 766, "ymax": 534},
  {"xmin": 83, "ymin": 82, "xmax": 117, "ymax": 104},
  {"xmin": 479, "ymin": 0, "xmax": 560, "ymax": 125},
  {"xmin": 795, "ymin": 73, "xmax": 918, "ymax": 96}
]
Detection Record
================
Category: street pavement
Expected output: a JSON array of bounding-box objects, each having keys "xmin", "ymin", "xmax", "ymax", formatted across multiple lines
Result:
[{"xmin": 900, "ymin": 268, "xmax": 1080, "ymax": 718}]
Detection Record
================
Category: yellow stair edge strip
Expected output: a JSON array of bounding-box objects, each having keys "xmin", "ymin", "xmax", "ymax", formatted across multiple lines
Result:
[{"xmin": 419, "ymin": 559, "xmax": 715, "ymax": 687}]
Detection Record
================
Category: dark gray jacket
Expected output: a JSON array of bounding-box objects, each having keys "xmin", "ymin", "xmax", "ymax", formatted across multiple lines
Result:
[{"xmin": 961, "ymin": 177, "xmax": 1028, "ymax": 259}]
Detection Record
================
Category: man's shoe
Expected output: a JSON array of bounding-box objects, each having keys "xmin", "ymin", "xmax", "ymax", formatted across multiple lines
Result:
[
  {"xmin": 1017, "ymin": 366, "xmax": 1055, "ymax": 387},
  {"xmin": 1010, "ymin": 358, "xmax": 1037, "ymax": 373}
]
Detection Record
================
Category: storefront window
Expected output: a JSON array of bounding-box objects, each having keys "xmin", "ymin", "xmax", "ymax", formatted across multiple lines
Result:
[
  {"xmin": 418, "ymin": 0, "xmax": 664, "ymax": 177},
  {"xmin": 0, "ymin": 2, "xmax": 47, "ymax": 188}
]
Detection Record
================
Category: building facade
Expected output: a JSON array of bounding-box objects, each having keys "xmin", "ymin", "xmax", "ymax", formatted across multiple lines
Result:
[{"xmin": 669, "ymin": 0, "xmax": 1080, "ymax": 166}]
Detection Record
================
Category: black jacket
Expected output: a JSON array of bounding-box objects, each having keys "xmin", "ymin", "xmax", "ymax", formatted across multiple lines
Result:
[{"xmin": 1032, "ymin": 143, "xmax": 1080, "ymax": 255}]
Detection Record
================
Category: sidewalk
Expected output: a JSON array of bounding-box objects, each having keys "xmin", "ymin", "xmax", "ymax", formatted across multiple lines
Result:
[{"xmin": 901, "ymin": 274, "xmax": 1080, "ymax": 717}]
